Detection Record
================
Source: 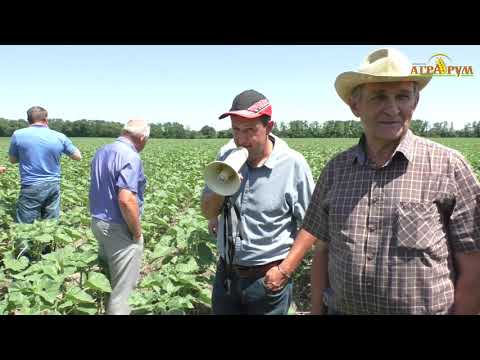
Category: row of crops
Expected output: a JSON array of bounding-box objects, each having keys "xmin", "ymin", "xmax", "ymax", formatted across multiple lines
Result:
[{"xmin": 0, "ymin": 137, "xmax": 479, "ymax": 314}]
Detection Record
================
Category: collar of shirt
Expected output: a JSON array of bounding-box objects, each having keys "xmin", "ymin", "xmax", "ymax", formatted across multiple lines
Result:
[
  {"xmin": 350, "ymin": 129, "xmax": 415, "ymax": 166},
  {"xmin": 116, "ymin": 136, "xmax": 138, "ymax": 153},
  {"xmin": 262, "ymin": 134, "xmax": 288, "ymax": 169},
  {"xmin": 30, "ymin": 124, "xmax": 48, "ymax": 128}
]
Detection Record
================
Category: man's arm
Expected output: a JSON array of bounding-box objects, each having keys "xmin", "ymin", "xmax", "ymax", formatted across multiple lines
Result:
[
  {"xmin": 69, "ymin": 149, "xmax": 82, "ymax": 161},
  {"xmin": 311, "ymin": 240, "xmax": 329, "ymax": 315},
  {"xmin": 8, "ymin": 134, "xmax": 18, "ymax": 164},
  {"xmin": 452, "ymin": 251, "xmax": 480, "ymax": 315},
  {"xmin": 264, "ymin": 159, "xmax": 316, "ymax": 291},
  {"xmin": 118, "ymin": 188, "xmax": 142, "ymax": 241},
  {"xmin": 200, "ymin": 192, "xmax": 225, "ymax": 219},
  {"xmin": 264, "ymin": 229, "xmax": 317, "ymax": 292},
  {"xmin": 447, "ymin": 155, "xmax": 480, "ymax": 314},
  {"xmin": 208, "ymin": 217, "xmax": 218, "ymax": 236}
]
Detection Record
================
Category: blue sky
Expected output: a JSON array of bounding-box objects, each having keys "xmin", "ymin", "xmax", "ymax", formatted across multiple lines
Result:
[{"xmin": 0, "ymin": 45, "xmax": 478, "ymax": 131}]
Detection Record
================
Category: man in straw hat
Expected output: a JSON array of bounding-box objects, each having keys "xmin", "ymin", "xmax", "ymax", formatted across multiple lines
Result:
[
  {"xmin": 297, "ymin": 48, "xmax": 480, "ymax": 314},
  {"xmin": 201, "ymin": 89, "xmax": 315, "ymax": 314}
]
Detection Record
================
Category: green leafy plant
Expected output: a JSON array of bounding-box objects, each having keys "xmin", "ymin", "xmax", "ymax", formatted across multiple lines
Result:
[{"xmin": 1, "ymin": 137, "xmax": 479, "ymax": 314}]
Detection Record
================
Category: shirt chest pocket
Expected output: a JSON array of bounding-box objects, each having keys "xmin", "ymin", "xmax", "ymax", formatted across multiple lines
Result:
[{"xmin": 394, "ymin": 201, "xmax": 441, "ymax": 250}]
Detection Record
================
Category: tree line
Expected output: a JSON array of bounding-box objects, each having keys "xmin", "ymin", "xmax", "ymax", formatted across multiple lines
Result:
[
  {"xmin": 1, "ymin": 117, "xmax": 479, "ymax": 138},
  {"xmin": 274, "ymin": 120, "xmax": 480, "ymax": 138}
]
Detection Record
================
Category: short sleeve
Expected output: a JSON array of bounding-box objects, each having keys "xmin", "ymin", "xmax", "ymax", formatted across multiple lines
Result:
[
  {"xmin": 61, "ymin": 135, "xmax": 78, "ymax": 156},
  {"xmin": 292, "ymin": 156, "xmax": 315, "ymax": 226},
  {"xmin": 8, "ymin": 133, "xmax": 19, "ymax": 158},
  {"xmin": 448, "ymin": 155, "xmax": 480, "ymax": 252},
  {"xmin": 301, "ymin": 164, "xmax": 332, "ymax": 243},
  {"xmin": 57, "ymin": 133, "xmax": 77, "ymax": 156},
  {"xmin": 117, "ymin": 157, "xmax": 142, "ymax": 194}
]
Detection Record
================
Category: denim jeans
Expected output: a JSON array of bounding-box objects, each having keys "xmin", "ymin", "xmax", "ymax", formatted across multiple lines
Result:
[
  {"xmin": 211, "ymin": 259, "xmax": 293, "ymax": 315},
  {"xmin": 16, "ymin": 181, "xmax": 61, "ymax": 224}
]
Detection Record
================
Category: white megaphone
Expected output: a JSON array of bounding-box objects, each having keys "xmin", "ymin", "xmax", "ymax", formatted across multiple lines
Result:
[{"xmin": 204, "ymin": 147, "xmax": 249, "ymax": 196}]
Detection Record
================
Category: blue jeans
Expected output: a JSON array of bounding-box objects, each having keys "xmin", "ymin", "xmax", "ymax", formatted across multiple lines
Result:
[
  {"xmin": 211, "ymin": 259, "xmax": 293, "ymax": 315},
  {"xmin": 16, "ymin": 182, "xmax": 61, "ymax": 224}
]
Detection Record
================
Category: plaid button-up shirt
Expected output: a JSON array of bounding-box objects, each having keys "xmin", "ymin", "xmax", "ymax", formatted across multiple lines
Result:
[{"xmin": 303, "ymin": 130, "xmax": 480, "ymax": 314}]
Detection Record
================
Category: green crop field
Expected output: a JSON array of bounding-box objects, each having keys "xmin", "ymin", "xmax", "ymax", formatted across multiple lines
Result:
[{"xmin": 1, "ymin": 137, "xmax": 479, "ymax": 315}]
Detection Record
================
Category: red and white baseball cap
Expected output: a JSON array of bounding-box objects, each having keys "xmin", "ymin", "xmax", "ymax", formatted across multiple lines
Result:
[{"xmin": 219, "ymin": 89, "xmax": 272, "ymax": 120}]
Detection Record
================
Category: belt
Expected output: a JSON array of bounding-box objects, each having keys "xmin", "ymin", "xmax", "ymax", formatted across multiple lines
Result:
[{"xmin": 220, "ymin": 258, "xmax": 283, "ymax": 279}]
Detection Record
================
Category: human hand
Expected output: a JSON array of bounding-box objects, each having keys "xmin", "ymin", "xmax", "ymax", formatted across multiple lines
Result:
[
  {"xmin": 264, "ymin": 265, "xmax": 288, "ymax": 292},
  {"xmin": 134, "ymin": 233, "xmax": 144, "ymax": 244},
  {"xmin": 208, "ymin": 218, "xmax": 218, "ymax": 236},
  {"xmin": 0, "ymin": 166, "xmax": 6, "ymax": 174}
]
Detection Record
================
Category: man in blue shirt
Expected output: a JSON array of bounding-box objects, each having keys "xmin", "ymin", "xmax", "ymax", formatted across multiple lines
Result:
[
  {"xmin": 89, "ymin": 119, "xmax": 149, "ymax": 315},
  {"xmin": 8, "ymin": 106, "xmax": 82, "ymax": 224},
  {"xmin": 201, "ymin": 89, "xmax": 315, "ymax": 315}
]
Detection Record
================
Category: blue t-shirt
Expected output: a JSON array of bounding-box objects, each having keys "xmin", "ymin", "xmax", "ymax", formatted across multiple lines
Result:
[
  {"xmin": 8, "ymin": 125, "xmax": 78, "ymax": 186},
  {"xmin": 89, "ymin": 137, "xmax": 147, "ymax": 225}
]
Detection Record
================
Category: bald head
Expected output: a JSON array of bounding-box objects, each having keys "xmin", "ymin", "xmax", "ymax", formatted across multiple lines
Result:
[{"xmin": 122, "ymin": 119, "xmax": 150, "ymax": 139}]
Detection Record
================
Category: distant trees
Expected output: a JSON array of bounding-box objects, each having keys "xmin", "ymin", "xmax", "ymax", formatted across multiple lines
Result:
[
  {"xmin": 0, "ymin": 117, "xmax": 479, "ymax": 138},
  {"xmin": 456, "ymin": 121, "xmax": 480, "ymax": 137},
  {"xmin": 274, "ymin": 119, "xmax": 479, "ymax": 138},
  {"xmin": 200, "ymin": 125, "xmax": 216, "ymax": 138},
  {"xmin": 410, "ymin": 119, "xmax": 429, "ymax": 137},
  {"xmin": 273, "ymin": 120, "xmax": 364, "ymax": 138},
  {"xmin": 217, "ymin": 129, "xmax": 233, "ymax": 138},
  {"xmin": 274, "ymin": 120, "xmax": 363, "ymax": 138},
  {"xmin": 47, "ymin": 119, "xmax": 124, "ymax": 138},
  {"xmin": 0, "ymin": 118, "xmax": 28, "ymax": 136}
]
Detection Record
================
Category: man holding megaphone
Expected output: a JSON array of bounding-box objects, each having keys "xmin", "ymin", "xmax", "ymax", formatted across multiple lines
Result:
[{"xmin": 201, "ymin": 89, "xmax": 315, "ymax": 315}]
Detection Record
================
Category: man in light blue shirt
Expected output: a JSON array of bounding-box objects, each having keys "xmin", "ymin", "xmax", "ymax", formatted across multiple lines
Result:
[
  {"xmin": 89, "ymin": 136, "xmax": 147, "ymax": 225},
  {"xmin": 89, "ymin": 119, "xmax": 149, "ymax": 315},
  {"xmin": 201, "ymin": 89, "xmax": 315, "ymax": 315},
  {"xmin": 8, "ymin": 106, "xmax": 82, "ymax": 224}
]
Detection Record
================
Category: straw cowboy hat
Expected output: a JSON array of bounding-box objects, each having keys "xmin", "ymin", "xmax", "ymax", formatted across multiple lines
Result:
[{"xmin": 335, "ymin": 47, "xmax": 432, "ymax": 105}]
